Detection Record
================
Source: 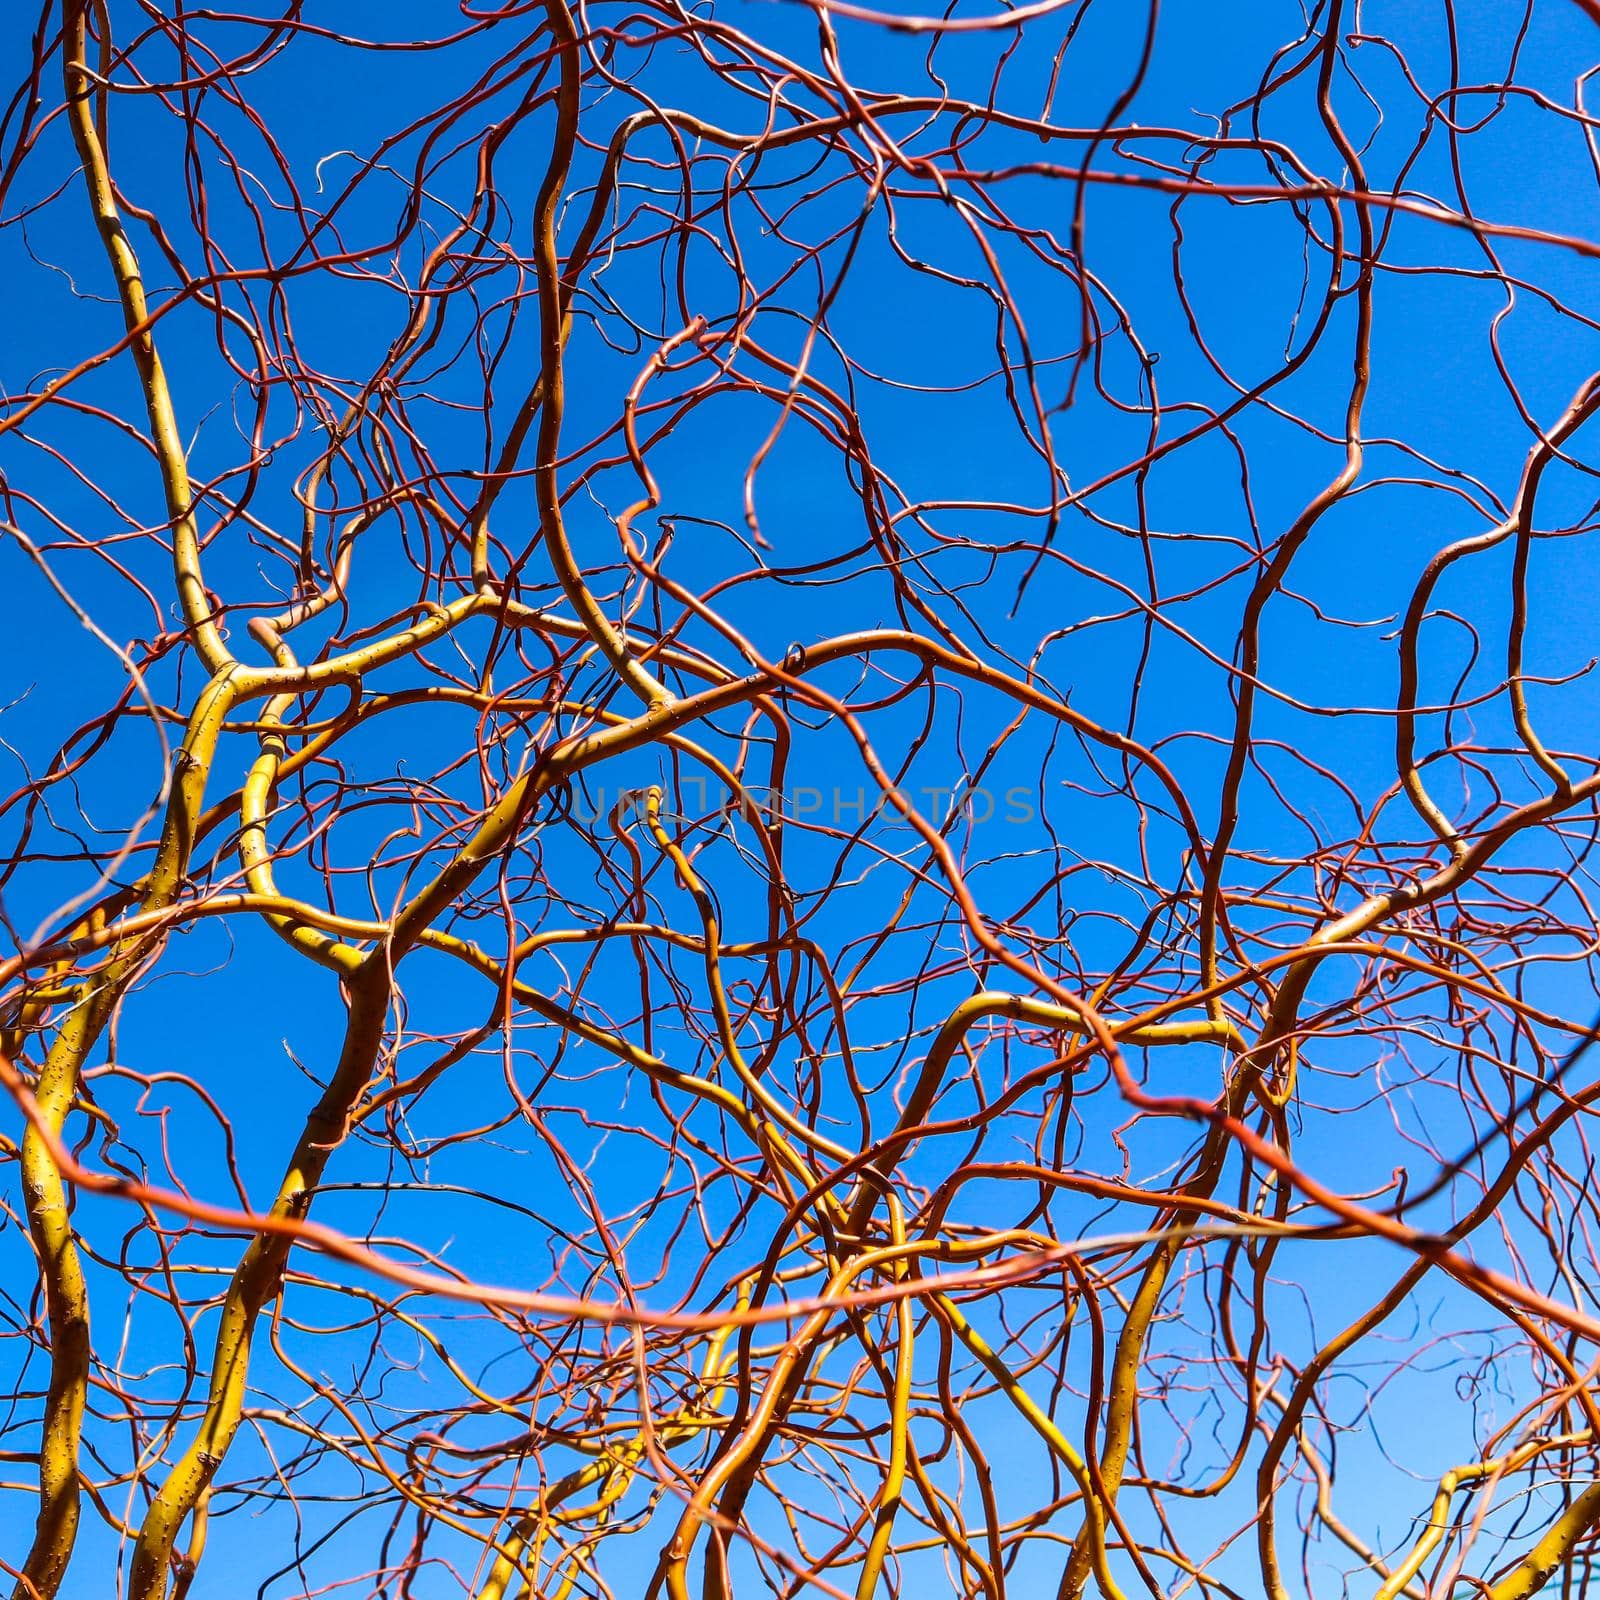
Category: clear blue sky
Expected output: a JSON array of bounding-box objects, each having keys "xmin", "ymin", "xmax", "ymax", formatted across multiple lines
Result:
[{"xmin": 2, "ymin": 1, "xmax": 1600, "ymax": 1596}]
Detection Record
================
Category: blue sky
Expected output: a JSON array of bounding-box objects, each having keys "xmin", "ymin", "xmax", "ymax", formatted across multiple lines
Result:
[{"xmin": 3, "ymin": 1, "xmax": 1600, "ymax": 1597}]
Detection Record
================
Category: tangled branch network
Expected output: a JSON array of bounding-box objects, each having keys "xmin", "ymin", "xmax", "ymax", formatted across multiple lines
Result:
[{"xmin": 2, "ymin": 0, "xmax": 1600, "ymax": 1596}]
